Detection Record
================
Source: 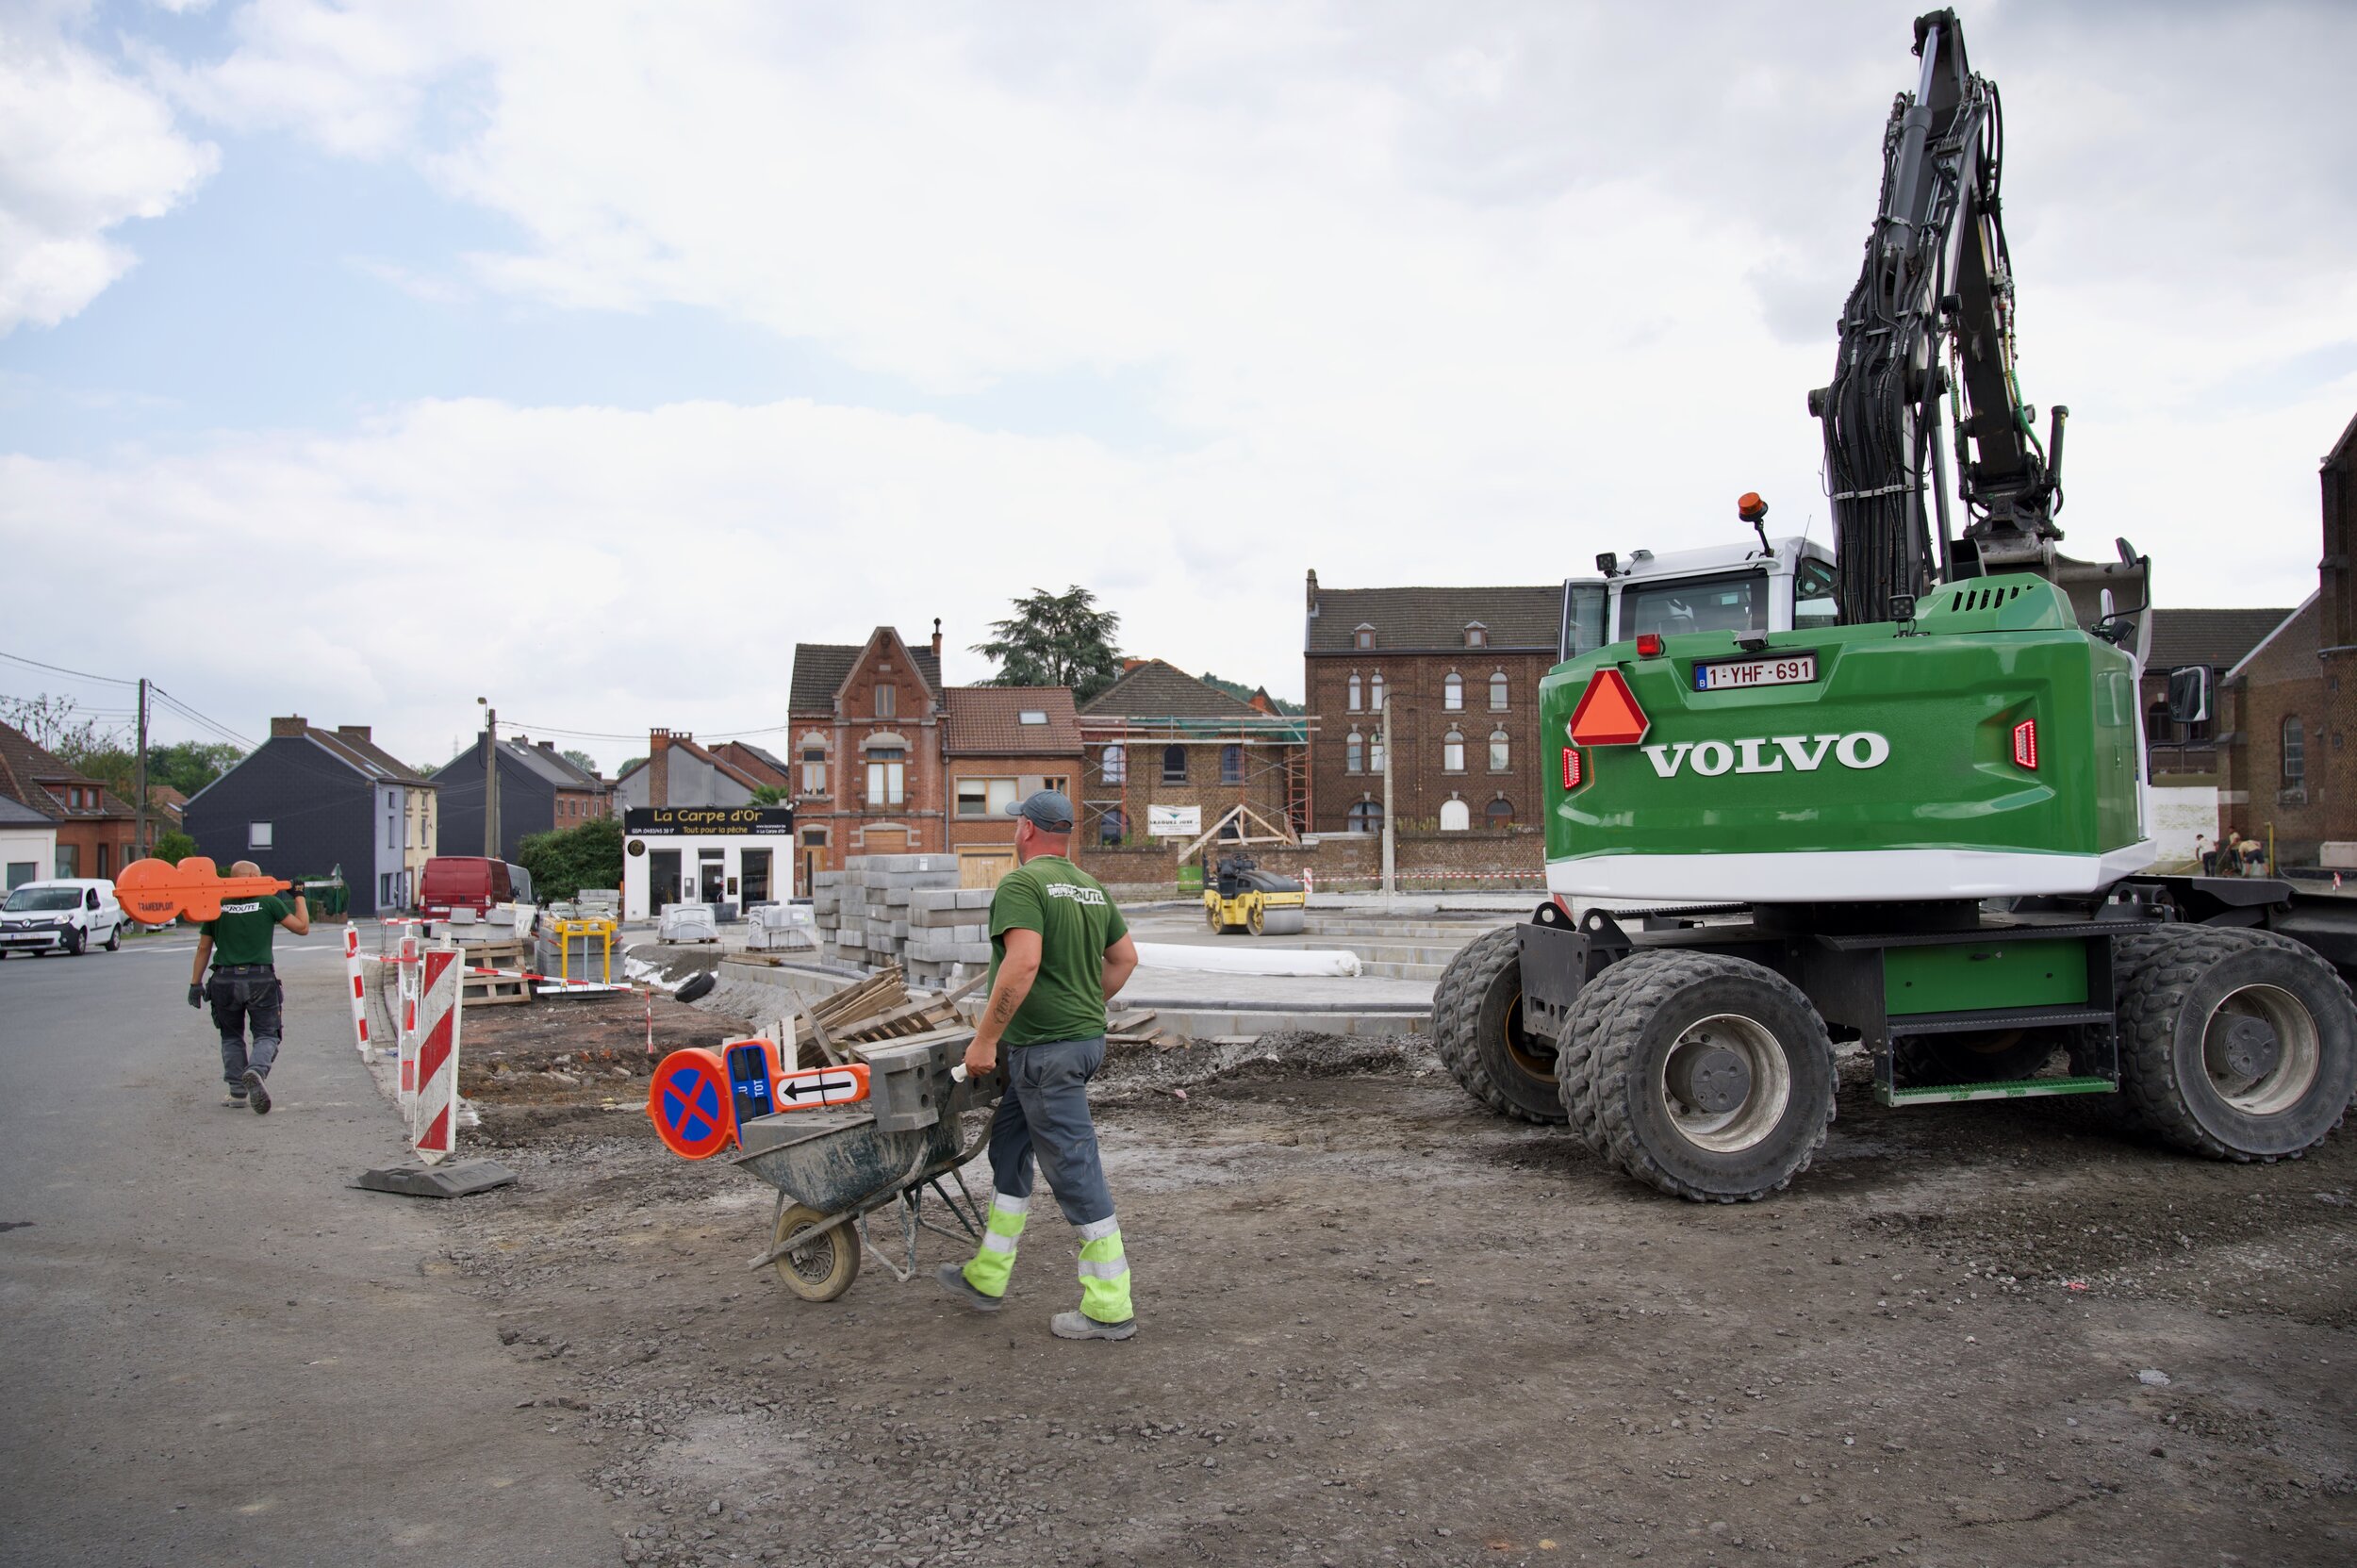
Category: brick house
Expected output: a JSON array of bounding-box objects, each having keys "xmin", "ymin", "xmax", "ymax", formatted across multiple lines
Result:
[
  {"xmin": 941, "ymin": 686, "xmax": 1084, "ymax": 884},
  {"xmin": 0, "ymin": 720, "xmax": 146, "ymax": 883},
  {"xmin": 1075, "ymin": 660, "xmax": 1306, "ymax": 854},
  {"xmin": 2138, "ymin": 608, "xmax": 2290, "ymax": 783},
  {"xmin": 785, "ymin": 625, "xmax": 948, "ymax": 887},
  {"xmin": 2215, "ymin": 410, "xmax": 2357, "ymax": 867},
  {"xmin": 1302, "ymin": 570, "xmax": 1559, "ymax": 834}
]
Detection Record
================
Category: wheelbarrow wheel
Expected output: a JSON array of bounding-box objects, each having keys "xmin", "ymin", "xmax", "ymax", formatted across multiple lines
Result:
[{"xmin": 770, "ymin": 1204, "xmax": 861, "ymax": 1302}]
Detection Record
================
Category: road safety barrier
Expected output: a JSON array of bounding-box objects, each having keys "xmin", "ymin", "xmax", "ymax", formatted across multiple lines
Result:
[
  {"xmin": 411, "ymin": 948, "xmax": 464, "ymax": 1164},
  {"xmin": 343, "ymin": 926, "xmax": 371, "ymax": 1055}
]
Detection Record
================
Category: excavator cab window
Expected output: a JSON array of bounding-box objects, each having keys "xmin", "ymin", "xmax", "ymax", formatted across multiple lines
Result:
[
  {"xmin": 1619, "ymin": 571, "xmax": 1768, "ymax": 641},
  {"xmin": 1794, "ymin": 558, "xmax": 1838, "ymax": 627}
]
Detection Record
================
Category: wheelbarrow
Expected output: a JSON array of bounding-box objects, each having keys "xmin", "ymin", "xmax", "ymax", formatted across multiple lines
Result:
[{"xmin": 734, "ymin": 1032, "xmax": 1005, "ymax": 1301}]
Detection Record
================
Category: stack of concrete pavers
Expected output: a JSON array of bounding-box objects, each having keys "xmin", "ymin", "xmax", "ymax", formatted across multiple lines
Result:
[
  {"xmin": 812, "ymin": 854, "xmax": 959, "ymax": 971},
  {"xmin": 904, "ymin": 886, "xmax": 995, "ymax": 986}
]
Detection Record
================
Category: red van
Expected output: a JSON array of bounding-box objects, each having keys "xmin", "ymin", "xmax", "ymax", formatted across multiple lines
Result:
[{"xmin": 417, "ymin": 856, "xmax": 515, "ymax": 918}]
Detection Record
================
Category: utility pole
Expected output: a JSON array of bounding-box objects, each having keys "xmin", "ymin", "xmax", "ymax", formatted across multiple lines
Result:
[
  {"xmin": 1380, "ymin": 695, "xmax": 1395, "ymax": 911},
  {"xmin": 134, "ymin": 678, "xmax": 149, "ymax": 859},
  {"xmin": 479, "ymin": 698, "xmax": 500, "ymax": 859}
]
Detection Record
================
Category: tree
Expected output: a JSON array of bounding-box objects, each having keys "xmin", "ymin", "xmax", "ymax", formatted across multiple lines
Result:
[
  {"xmin": 517, "ymin": 817, "xmax": 624, "ymax": 902},
  {"xmin": 146, "ymin": 741, "xmax": 244, "ymax": 796},
  {"xmin": 153, "ymin": 830, "xmax": 199, "ymax": 866},
  {"xmin": 560, "ymin": 748, "xmax": 602, "ymax": 776},
  {"xmin": 971, "ymin": 586, "xmax": 1124, "ymax": 701},
  {"xmin": 750, "ymin": 784, "xmax": 788, "ymax": 806}
]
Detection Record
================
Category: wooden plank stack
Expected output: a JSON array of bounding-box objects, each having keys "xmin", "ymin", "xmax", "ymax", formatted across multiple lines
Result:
[
  {"xmin": 787, "ymin": 964, "xmax": 972, "ymax": 1068},
  {"xmin": 456, "ymin": 937, "xmax": 532, "ymax": 1006}
]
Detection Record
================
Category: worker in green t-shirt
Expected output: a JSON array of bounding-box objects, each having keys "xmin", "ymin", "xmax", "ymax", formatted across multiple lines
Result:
[
  {"xmin": 937, "ymin": 790, "xmax": 1142, "ymax": 1340},
  {"xmin": 188, "ymin": 860, "xmax": 309, "ymax": 1114}
]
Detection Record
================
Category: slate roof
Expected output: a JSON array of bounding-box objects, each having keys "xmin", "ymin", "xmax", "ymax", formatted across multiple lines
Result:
[
  {"xmin": 2148, "ymin": 607, "xmax": 2298, "ymax": 671},
  {"xmin": 306, "ymin": 726, "xmax": 435, "ymax": 785},
  {"xmin": 1306, "ymin": 580, "xmax": 1561, "ymax": 653},
  {"xmin": 943, "ymin": 687, "xmax": 1082, "ymax": 755},
  {"xmin": 788, "ymin": 634, "xmax": 944, "ymax": 712},
  {"xmin": 515, "ymin": 740, "xmax": 606, "ymax": 788},
  {"xmin": 1080, "ymin": 661, "xmax": 1264, "ymax": 720},
  {"xmin": 713, "ymin": 742, "xmax": 793, "ymax": 791},
  {"xmin": 0, "ymin": 720, "xmax": 139, "ymax": 821},
  {"xmin": 0, "ymin": 793, "xmax": 54, "ymax": 827}
]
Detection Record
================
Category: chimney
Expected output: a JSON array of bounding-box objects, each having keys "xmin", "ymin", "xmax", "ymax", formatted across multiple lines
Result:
[
  {"xmin": 538, "ymin": 740, "xmax": 557, "ymax": 752},
  {"xmin": 932, "ymin": 618, "xmax": 943, "ymax": 660},
  {"xmin": 649, "ymin": 728, "xmax": 672, "ymax": 807},
  {"xmin": 337, "ymin": 724, "xmax": 371, "ymax": 744},
  {"xmin": 1306, "ymin": 568, "xmax": 1319, "ymax": 615},
  {"xmin": 271, "ymin": 716, "xmax": 308, "ymax": 738}
]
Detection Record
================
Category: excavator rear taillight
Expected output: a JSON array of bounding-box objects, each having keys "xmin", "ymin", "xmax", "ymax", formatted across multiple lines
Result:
[
  {"xmin": 2013, "ymin": 719, "xmax": 2038, "ymax": 769},
  {"xmin": 1561, "ymin": 747, "xmax": 1584, "ymax": 790}
]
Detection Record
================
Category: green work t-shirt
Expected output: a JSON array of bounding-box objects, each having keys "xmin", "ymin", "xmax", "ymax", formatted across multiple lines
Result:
[
  {"xmin": 986, "ymin": 856, "xmax": 1129, "ymax": 1048},
  {"xmin": 202, "ymin": 896, "xmax": 289, "ymax": 967}
]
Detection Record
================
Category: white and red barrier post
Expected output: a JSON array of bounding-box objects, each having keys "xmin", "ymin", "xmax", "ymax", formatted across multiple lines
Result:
[
  {"xmin": 409, "ymin": 946, "xmax": 464, "ymax": 1164},
  {"xmin": 343, "ymin": 925, "xmax": 371, "ymax": 1055}
]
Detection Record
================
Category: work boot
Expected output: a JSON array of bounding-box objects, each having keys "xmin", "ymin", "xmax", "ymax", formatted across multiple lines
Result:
[
  {"xmin": 242, "ymin": 1069, "xmax": 272, "ymax": 1115},
  {"xmin": 1050, "ymin": 1311, "xmax": 1136, "ymax": 1342},
  {"xmin": 223, "ymin": 1090, "xmax": 247, "ymax": 1107},
  {"xmin": 934, "ymin": 1263, "xmax": 1001, "ymax": 1312}
]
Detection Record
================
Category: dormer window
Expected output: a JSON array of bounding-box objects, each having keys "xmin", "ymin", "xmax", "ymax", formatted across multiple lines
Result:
[
  {"xmin": 1354, "ymin": 623, "xmax": 1375, "ymax": 651},
  {"xmin": 1464, "ymin": 622, "xmax": 1488, "ymax": 648}
]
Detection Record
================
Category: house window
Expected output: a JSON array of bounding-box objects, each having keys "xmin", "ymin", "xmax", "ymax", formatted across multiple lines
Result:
[
  {"xmin": 876, "ymin": 684, "xmax": 897, "ymax": 718},
  {"xmin": 6, "ymin": 861, "xmax": 34, "ymax": 889},
  {"xmin": 1018, "ymin": 710, "xmax": 1047, "ymax": 726},
  {"xmin": 97, "ymin": 843, "xmax": 110, "ymax": 876},
  {"xmin": 1369, "ymin": 733, "xmax": 1385, "ymax": 773},
  {"xmin": 801, "ymin": 745, "xmax": 828, "ymax": 795},
  {"xmin": 1221, "ymin": 745, "xmax": 1244, "ymax": 785},
  {"xmin": 1442, "ymin": 730, "xmax": 1465, "ymax": 772},
  {"xmin": 380, "ymin": 872, "xmax": 394, "ymax": 906},
  {"xmin": 2283, "ymin": 717, "xmax": 2306, "ymax": 789},
  {"xmin": 957, "ymin": 777, "xmax": 1018, "ymax": 817},
  {"xmin": 1370, "ymin": 672, "xmax": 1385, "ymax": 710},
  {"xmin": 249, "ymin": 822, "xmax": 273, "ymax": 850},
  {"xmin": 1346, "ymin": 799, "xmax": 1382, "ymax": 834},
  {"xmin": 1162, "ymin": 746, "xmax": 1188, "ymax": 784},
  {"xmin": 1439, "ymin": 799, "xmax": 1470, "ymax": 832},
  {"xmin": 800, "ymin": 827, "xmax": 828, "ymax": 848},
  {"xmin": 56, "ymin": 845, "xmax": 77, "ymax": 877},
  {"xmin": 388, "ymin": 804, "xmax": 399, "ymax": 849},
  {"xmin": 1487, "ymin": 797, "xmax": 1514, "ymax": 825},
  {"xmin": 1044, "ymin": 776, "xmax": 1070, "ymax": 797},
  {"xmin": 1443, "ymin": 673, "xmax": 1463, "ymax": 711},
  {"xmin": 1345, "ymin": 730, "xmax": 1363, "ymax": 773},
  {"xmin": 1355, "ymin": 624, "xmax": 1375, "ymax": 651},
  {"xmin": 1465, "ymin": 623, "xmax": 1488, "ymax": 648},
  {"xmin": 1098, "ymin": 806, "xmax": 1128, "ymax": 845},
  {"xmin": 1101, "ymin": 744, "xmax": 1128, "ymax": 784},
  {"xmin": 865, "ymin": 748, "xmax": 906, "ymax": 805},
  {"xmin": 1490, "ymin": 729, "xmax": 1511, "ymax": 771},
  {"xmin": 1490, "ymin": 671, "xmax": 1508, "ymax": 710},
  {"xmin": 1346, "ymin": 674, "xmax": 1362, "ymax": 712}
]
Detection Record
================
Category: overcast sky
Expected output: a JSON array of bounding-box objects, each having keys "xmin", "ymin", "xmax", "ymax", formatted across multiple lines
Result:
[{"xmin": 4, "ymin": 0, "xmax": 2352, "ymax": 774}]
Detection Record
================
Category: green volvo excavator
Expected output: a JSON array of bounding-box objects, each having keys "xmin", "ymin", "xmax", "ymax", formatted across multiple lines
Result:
[{"xmin": 1431, "ymin": 8, "xmax": 2357, "ymax": 1201}]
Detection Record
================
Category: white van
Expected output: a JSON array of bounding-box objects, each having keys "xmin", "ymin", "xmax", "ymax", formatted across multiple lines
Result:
[{"xmin": 0, "ymin": 879, "xmax": 124, "ymax": 957}]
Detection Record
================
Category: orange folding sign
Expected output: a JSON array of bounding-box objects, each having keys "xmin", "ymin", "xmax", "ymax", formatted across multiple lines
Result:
[
  {"xmin": 1567, "ymin": 668, "xmax": 1650, "ymax": 746},
  {"xmin": 113, "ymin": 856, "xmax": 291, "ymax": 926}
]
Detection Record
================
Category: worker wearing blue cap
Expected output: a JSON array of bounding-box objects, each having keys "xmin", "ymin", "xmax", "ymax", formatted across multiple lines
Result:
[{"xmin": 938, "ymin": 788, "xmax": 1142, "ymax": 1339}]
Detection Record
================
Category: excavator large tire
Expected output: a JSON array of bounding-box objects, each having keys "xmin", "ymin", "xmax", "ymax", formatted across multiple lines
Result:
[
  {"xmin": 1567, "ymin": 949, "xmax": 1836, "ymax": 1202},
  {"xmin": 1556, "ymin": 954, "xmax": 1665, "ymax": 1158},
  {"xmin": 2113, "ymin": 925, "xmax": 2356, "ymax": 1162},
  {"xmin": 1429, "ymin": 927, "xmax": 1566, "ymax": 1125}
]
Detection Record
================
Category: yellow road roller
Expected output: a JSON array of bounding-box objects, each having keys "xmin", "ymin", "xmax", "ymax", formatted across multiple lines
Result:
[{"xmin": 1203, "ymin": 854, "xmax": 1308, "ymax": 936}]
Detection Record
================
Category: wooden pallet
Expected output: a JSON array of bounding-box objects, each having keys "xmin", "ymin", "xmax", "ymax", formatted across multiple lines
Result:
[{"xmin": 463, "ymin": 973, "xmax": 531, "ymax": 1006}]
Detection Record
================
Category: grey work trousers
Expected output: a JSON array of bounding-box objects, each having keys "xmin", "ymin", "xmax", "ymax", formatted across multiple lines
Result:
[
  {"xmin": 985, "ymin": 1035, "xmax": 1114, "ymax": 1228},
  {"xmin": 207, "ymin": 966, "xmax": 283, "ymax": 1088}
]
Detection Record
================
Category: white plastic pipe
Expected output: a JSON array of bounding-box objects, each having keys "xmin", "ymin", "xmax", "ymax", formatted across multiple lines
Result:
[{"xmin": 1131, "ymin": 942, "xmax": 1360, "ymax": 979}]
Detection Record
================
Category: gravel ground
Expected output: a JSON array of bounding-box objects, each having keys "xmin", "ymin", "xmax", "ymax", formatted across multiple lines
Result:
[{"xmin": 420, "ymin": 1011, "xmax": 2357, "ymax": 1566}]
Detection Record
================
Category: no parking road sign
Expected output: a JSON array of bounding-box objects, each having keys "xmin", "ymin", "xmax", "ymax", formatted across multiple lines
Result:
[{"xmin": 649, "ymin": 1048, "xmax": 733, "ymax": 1161}]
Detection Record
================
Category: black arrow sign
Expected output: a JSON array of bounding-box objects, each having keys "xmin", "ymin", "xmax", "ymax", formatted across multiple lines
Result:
[{"xmin": 776, "ymin": 1071, "xmax": 861, "ymax": 1105}]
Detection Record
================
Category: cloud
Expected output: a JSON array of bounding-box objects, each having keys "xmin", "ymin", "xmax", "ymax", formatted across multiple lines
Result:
[{"xmin": 0, "ymin": 2, "xmax": 218, "ymax": 332}]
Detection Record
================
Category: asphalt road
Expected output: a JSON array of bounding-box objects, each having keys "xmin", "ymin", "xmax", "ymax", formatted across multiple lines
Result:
[{"xmin": 0, "ymin": 926, "xmax": 620, "ymax": 1567}]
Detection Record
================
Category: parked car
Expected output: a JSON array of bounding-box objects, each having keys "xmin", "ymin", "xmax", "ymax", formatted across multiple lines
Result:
[
  {"xmin": 0, "ymin": 879, "xmax": 124, "ymax": 957},
  {"xmin": 416, "ymin": 856, "xmax": 515, "ymax": 919},
  {"xmin": 505, "ymin": 862, "xmax": 535, "ymax": 905}
]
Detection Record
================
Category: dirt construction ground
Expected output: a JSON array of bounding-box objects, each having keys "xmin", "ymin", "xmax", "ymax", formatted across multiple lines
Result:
[{"xmin": 440, "ymin": 998, "xmax": 2357, "ymax": 1568}]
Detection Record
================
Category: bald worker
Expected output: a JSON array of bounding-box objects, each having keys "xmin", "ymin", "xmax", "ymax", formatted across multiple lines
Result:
[{"xmin": 187, "ymin": 862, "xmax": 308, "ymax": 1114}]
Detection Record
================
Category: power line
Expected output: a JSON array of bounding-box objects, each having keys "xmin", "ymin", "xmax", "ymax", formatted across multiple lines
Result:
[
  {"xmin": 150, "ymin": 686, "xmax": 256, "ymax": 751},
  {"xmin": 0, "ymin": 650, "xmax": 140, "ymax": 686}
]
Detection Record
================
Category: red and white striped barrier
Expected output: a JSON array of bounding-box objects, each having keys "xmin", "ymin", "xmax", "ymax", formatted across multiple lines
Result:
[
  {"xmin": 343, "ymin": 926, "xmax": 371, "ymax": 1055},
  {"xmin": 410, "ymin": 948, "xmax": 464, "ymax": 1164}
]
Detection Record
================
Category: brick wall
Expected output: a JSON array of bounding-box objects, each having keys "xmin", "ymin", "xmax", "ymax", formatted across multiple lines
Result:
[
  {"xmin": 1304, "ymin": 652, "xmax": 1552, "ymax": 832},
  {"xmin": 943, "ymin": 758, "xmax": 1082, "ymax": 850},
  {"xmin": 788, "ymin": 639, "xmax": 946, "ymax": 876},
  {"xmin": 2220, "ymin": 603, "xmax": 2357, "ymax": 864},
  {"xmin": 1076, "ymin": 736, "xmax": 1296, "ymax": 848}
]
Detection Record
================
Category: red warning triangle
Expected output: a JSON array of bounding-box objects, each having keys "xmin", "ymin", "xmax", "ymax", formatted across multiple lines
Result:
[{"xmin": 1568, "ymin": 668, "xmax": 1649, "ymax": 746}]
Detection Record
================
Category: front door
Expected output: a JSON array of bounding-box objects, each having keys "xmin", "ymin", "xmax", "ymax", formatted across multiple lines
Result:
[
  {"xmin": 650, "ymin": 849, "xmax": 681, "ymax": 910},
  {"xmin": 699, "ymin": 850, "xmax": 727, "ymax": 905}
]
